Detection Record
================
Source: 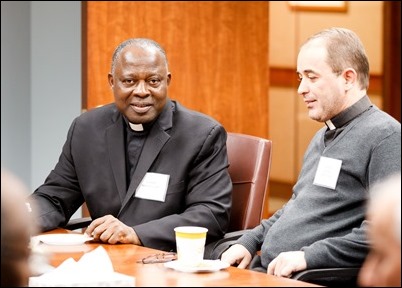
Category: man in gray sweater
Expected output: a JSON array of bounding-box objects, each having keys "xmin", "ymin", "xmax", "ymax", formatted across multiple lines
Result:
[{"xmin": 221, "ymin": 27, "xmax": 401, "ymax": 281}]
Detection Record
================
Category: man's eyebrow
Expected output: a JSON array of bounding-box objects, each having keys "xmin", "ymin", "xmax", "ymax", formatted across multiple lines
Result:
[
  {"xmin": 299, "ymin": 69, "xmax": 315, "ymax": 74},
  {"xmin": 296, "ymin": 69, "xmax": 316, "ymax": 77}
]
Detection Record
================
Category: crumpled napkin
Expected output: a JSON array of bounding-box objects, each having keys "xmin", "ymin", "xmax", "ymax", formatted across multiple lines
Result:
[{"xmin": 29, "ymin": 246, "xmax": 135, "ymax": 287}]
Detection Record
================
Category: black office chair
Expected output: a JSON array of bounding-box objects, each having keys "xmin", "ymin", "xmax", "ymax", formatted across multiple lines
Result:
[{"xmin": 291, "ymin": 267, "xmax": 360, "ymax": 286}]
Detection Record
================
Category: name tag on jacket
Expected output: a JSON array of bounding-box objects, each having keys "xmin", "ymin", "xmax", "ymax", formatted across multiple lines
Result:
[{"xmin": 135, "ymin": 172, "xmax": 170, "ymax": 202}]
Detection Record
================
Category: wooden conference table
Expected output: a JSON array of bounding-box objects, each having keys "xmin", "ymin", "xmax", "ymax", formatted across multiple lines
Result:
[{"xmin": 37, "ymin": 229, "xmax": 320, "ymax": 287}]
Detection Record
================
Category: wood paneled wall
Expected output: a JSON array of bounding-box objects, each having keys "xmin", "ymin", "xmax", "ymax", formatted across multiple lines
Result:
[
  {"xmin": 383, "ymin": 1, "xmax": 401, "ymax": 122},
  {"xmin": 83, "ymin": 1, "xmax": 269, "ymax": 138}
]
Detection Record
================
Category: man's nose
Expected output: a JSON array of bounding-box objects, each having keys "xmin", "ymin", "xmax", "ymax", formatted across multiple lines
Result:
[{"xmin": 134, "ymin": 81, "xmax": 149, "ymax": 97}]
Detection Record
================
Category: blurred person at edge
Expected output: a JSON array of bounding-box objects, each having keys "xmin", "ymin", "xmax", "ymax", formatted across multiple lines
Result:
[
  {"xmin": 27, "ymin": 38, "xmax": 232, "ymax": 252},
  {"xmin": 1, "ymin": 168, "xmax": 37, "ymax": 287},
  {"xmin": 221, "ymin": 27, "xmax": 401, "ymax": 278},
  {"xmin": 358, "ymin": 173, "xmax": 401, "ymax": 287}
]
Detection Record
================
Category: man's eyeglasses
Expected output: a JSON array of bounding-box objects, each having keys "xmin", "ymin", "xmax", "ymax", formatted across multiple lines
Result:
[{"xmin": 137, "ymin": 252, "xmax": 177, "ymax": 264}]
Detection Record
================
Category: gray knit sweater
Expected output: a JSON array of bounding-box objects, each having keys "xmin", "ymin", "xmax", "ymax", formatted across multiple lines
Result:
[{"xmin": 237, "ymin": 103, "xmax": 401, "ymax": 270}]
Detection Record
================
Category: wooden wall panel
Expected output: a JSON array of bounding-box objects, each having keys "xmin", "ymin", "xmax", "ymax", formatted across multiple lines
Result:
[
  {"xmin": 83, "ymin": 1, "xmax": 269, "ymax": 138},
  {"xmin": 383, "ymin": 1, "xmax": 401, "ymax": 122}
]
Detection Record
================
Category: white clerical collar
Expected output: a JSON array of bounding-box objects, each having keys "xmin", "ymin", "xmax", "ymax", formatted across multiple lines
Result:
[
  {"xmin": 325, "ymin": 120, "xmax": 336, "ymax": 130},
  {"xmin": 129, "ymin": 122, "xmax": 144, "ymax": 131}
]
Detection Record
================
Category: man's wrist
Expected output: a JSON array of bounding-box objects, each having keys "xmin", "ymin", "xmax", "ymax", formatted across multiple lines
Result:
[{"xmin": 132, "ymin": 228, "xmax": 142, "ymax": 245}]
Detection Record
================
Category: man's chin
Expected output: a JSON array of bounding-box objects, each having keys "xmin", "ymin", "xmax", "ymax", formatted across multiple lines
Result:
[{"xmin": 127, "ymin": 114, "xmax": 155, "ymax": 125}]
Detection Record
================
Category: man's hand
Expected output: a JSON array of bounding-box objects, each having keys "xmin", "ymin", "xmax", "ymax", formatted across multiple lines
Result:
[
  {"xmin": 85, "ymin": 215, "xmax": 141, "ymax": 245},
  {"xmin": 267, "ymin": 251, "xmax": 307, "ymax": 277},
  {"xmin": 220, "ymin": 244, "xmax": 253, "ymax": 269}
]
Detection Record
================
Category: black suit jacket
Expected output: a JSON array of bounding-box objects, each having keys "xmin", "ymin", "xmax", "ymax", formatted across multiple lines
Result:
[{"xmin": 31, "ymin": 99, "xmax": 232, "ymax": 251}]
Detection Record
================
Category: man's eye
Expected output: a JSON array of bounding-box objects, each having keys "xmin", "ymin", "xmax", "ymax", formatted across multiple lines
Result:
[
  {"xmin": 149, "ymin": 79, "xmax": 160, "ymax": 85},
  {"xmin": 123, "ymin": 79, "xmax": 134, "ymax": 84}
]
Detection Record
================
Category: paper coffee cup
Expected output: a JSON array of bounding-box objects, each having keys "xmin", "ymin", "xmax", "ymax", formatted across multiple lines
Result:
[{"xmin": 174, "ymin": 226, "xmax": 208, "ymax": 266}]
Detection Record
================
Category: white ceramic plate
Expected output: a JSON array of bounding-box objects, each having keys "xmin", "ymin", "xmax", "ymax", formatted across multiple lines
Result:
[
  {"xmin": 164, "ymin": 260, "xmax": 230, "ymax": 273},
  {"xmin": 35, "ymin": 234, "xmax": 94, "ymax": 246}
]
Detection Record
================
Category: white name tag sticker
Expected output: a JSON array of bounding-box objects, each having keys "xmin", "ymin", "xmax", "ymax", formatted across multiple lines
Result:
[
  {"xmin": 313, "ymin": 156, "xmax": 342, "ymax": 190},
  {"xmin": 135, "ymin": 172, "xmax": 170, "ymax": 202}
]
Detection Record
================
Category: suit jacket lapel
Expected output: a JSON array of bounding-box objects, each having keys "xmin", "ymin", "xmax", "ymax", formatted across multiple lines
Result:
[{"xmin": 106, "ymin": 116, "xmax": 127, "ymax": 202}]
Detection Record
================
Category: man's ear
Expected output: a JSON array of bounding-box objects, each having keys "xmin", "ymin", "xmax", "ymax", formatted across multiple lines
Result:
[
  {"xmin": 167, "ymin": 73, "xmax": 172, "ymax": 86},
  {"xmin": 343, "ymin": 68, "xmax": 357, "ymax": 90},
  {"xmin": 108, "ymin": 73, "xmax": 114, "ymax": 88}
]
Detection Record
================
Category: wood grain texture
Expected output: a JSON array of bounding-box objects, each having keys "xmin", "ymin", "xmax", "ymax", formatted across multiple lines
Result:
[
  {"xmin": 42, "ymin": 228, "xmax": 321, "ymax": 287},
  {"xmin": 84, "ymin": 1, "xmax": 269, "ymax": 138}
]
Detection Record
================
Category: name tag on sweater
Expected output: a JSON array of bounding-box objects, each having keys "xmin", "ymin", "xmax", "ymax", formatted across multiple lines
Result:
[
  {"xmin": 135, "ymin": 172, "xmax": 170, "ymax": 202},
  {"xmin": 313, "ymin": 156, "xmax": 342, "ymax": 190}
]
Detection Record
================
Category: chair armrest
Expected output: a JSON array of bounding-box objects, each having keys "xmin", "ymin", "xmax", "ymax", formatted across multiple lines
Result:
[
  {"xmin": 63, "ymin": 216, "xmax": 92, "ymax": 231},
  {"xmin": 291, "ymin": 267, "xmax": 361, "ymax": 286},
  {"xmin": 205, "ymin": 229, "xmax": 251, "ymax": 259}
]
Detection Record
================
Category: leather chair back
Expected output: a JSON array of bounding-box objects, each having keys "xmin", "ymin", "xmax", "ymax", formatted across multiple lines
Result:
[{"xmin": 226, "ymin": 132, "xmax": 272, "ymax": 232}]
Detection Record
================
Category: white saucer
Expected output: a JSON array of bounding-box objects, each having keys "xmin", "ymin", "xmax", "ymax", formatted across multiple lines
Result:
[
  {"xmin": 164, "ymin": 260, "xmax": 230, "ymax": 273},
  {"xmin": 34, "ymin": 234, "xmax": 94, "ymax": 246}
]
